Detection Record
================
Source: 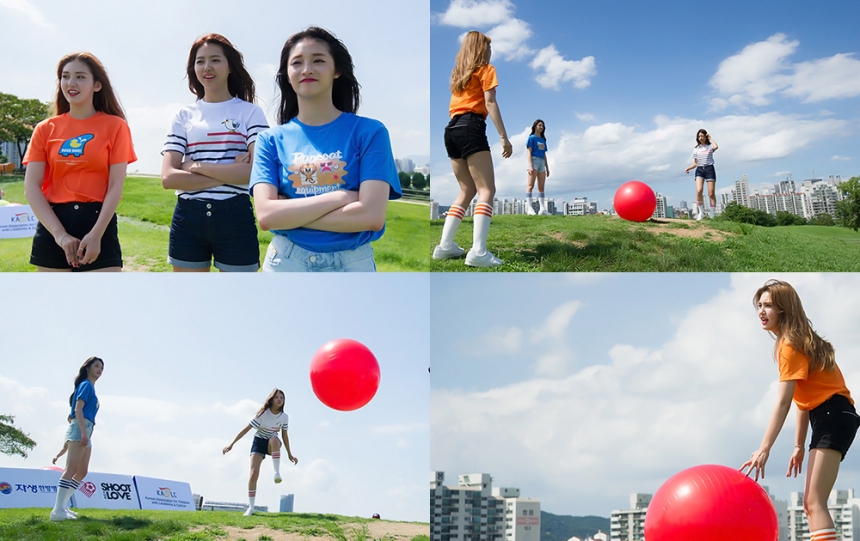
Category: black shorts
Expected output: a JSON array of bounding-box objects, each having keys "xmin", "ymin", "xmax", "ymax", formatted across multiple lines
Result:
[
  {"xmin": 250, "ymin": 436, "xmax": 272, "ymax": 458},
  {"xmin": 809, "ymin": 393, "xmax": 860, "ymax": 460},
  {"xmin": 168, "ymin": 195, "xmax": 260, "ymax": 271},
  {"xmin": 30, "ymin": 202, "xmax": 122, "ymax": 271},
  {"xmin": 444, "ymin": 113, "xmax": 491, "ymax": 160}
]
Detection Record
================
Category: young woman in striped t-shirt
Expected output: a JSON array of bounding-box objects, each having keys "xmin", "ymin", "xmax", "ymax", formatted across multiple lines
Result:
[
  {"xmin": 161, "ymin": 34, "xmax": 268, "ymax": 272},
  {"xmin": 684, "ymin": 129, "xmax": 718, "ymax": 220},
  {"xmin": 223, "ymin": 389, "xmax": 298, "ymax": 516}
]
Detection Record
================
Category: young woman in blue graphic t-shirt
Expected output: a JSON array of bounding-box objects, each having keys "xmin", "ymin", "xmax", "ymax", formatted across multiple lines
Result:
[
  {"xmin": 524, "ymin": 119, "xmax": 550, "ymax": 215},
  {"xmin": 250, "ymin": 27, "xmax": 401, "ymax": 272},
  {"xmin": 49, "ymin": 356, "xmax": 103, "ymax": 522}
]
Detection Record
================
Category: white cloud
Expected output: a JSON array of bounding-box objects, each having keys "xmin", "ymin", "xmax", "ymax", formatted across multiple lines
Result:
[
  {"xmin": 0, "ymin": 0, "xmax": 52, "ymax": 29},
  {"xmin": 530, "ymin": 45, "xmax": 596, "ymax": 90},
  {"xmin": 648, "ymin": 164, "xmax": 671, "ymax": 172},
  {"xmin": 575, "ymin": 112, "xmax": 595, "ymax": 122},
  {"xmin": 437, "ymin": 0, "xmax": 514, "ymax": 28},
  {"xmin": 463, "ymin": 325, "xmax": 524, "ymax": 356},
  {"xmin": 530, "ymin": 300, "xmax": 581, "ymax": 343},
  {"xmin": 709, "ymin": 33, "xmax": 860, "ymax": 109},
  {"xmin": 831, "ymin": 155, "xmax": 852, "ymax": 162},
  {"xmin": 486, "ymin": 19, "xmax": 534, "ymax": 61},
  {"xmin": 432, "ymin": 275, "xmax": 860, "ymax": 514}
]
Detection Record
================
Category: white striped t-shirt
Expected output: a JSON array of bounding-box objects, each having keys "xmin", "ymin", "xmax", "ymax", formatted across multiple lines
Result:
[
  {"xmin": 249, "ymin": 409, "xmax": 289, "ymax": 440},
  {"xmin": 692, "ymin": 144, "xmax": 716, "ymax": 166},
  {"xmin": 162, "ymin": 97, "xmax": 269, "ymax": 200}
]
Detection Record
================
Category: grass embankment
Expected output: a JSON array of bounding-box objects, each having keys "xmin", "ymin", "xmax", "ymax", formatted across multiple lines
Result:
[
  {"xmin": 0, "ymin": 508, "xmax": 431, "ymax": 541},
  {"xmin": 429, "ymin": 214, "xmax": 860, "ymax": 272},
  {"xmin": 0, "ymin": 176, "xmax": 430, "ymax": 272}
]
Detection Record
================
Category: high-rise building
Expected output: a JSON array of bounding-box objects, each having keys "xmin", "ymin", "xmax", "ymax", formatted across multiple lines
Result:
[
  {"xmin": 395, "ymin": 158, "xmax": 415, "ymax": 173},
  {"xmin": 610, "ymin": 494, "xmax": 650, "ymax": 541},
  {"xmin": 653, "ymin": 193, "xmax": 667, "ymax": 219},
  {"xmin": 787, "ymin": 489, "xmax": 860, "ymax": 541},
  {"xmin": 431, "ymin": 472, "xmax": 540, "ymax": 541}
]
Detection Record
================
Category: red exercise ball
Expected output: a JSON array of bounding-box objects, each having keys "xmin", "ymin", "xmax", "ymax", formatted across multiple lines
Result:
[
  {"xmin": 614, "ymin": 180, "xmax": 657, "ymax": 222},
  {"xmin": 644, "ymin": 464, "xmax": 778, "ymax": 541},
  {"xmin": 310, "ymin": 339, "xmax": 380, "ymax": 411}
]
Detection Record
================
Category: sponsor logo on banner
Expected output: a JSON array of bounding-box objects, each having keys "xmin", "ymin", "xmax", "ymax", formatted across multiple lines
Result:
[
  {"xmin": 102, "ymin": 483, "xmax": 133, "ymax": 501},
  {"xmin": 80, "ymin": 482, "xmax": 97, "ymax": 498},
  {"xmin": 0, "ymin": 483, "xmax": 11, "ymax": 495},
  {"xmin": 157, "ymin": 487, "xmax": 176, "ymax": 498}
]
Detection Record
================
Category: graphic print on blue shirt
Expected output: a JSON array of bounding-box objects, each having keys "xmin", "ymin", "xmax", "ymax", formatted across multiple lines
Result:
[{"xmin": 288, "ymin": 149, "xmax": 348, "ymax": 195}]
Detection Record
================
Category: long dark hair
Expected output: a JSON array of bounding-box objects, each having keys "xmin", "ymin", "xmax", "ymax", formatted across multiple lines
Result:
[
  {"xmin": 256, "ymin": 388, "xmax": 285, "ymax": 418},
  {"xmin": 530, "ymin": 119, "xmax": 547, "ymax": 141},
  {"xmin": 69, "ymin": 356, "xmax": 103, "ymax": 408},
  {"xmin": 695, "ymin": 129, "xmax": 710, "ymax": 147},
  {"xmin": 54, "ymin": 53, "xmax": 125, "ymax": 120},
  {"xmin": 275, "ymin": 27, "xmax": 360, "ymax": 124},
  {"xmin": 186, "ymin": 33, "xmax": 255, "ymax": 103}
]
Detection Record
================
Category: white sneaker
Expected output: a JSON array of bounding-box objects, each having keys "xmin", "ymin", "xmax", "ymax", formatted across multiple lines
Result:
[
  {"xmin": 274, "ymin": 473, "xmax": 282, "ymax": 484},
  {"xmin": 243, "ymin": 507, "xmax": 254, "ymax": 516},
  {"xmin": 525, "ymin": 205, "xmax": 537, "ymax": 215},
  {"xmin": 538, "ymin": 209, "xmax": 549, "ymax": 216},
  {"xmin": 65, "ymin": 508, "xmax": 78, "ymax": 519},
  {"xmin": 49, "ymin": 510, "xmax": 68, "ymax": 522},
  {"xmin": 465, "ymin": 249, "xmax": 503, "ymax": 268},
  {"xmin": 695, "ymin": 206, "xmax": 704, "ymax": 221},
  {"xmin": 432, "ymin": 243, "xmax": 466, "ymax": 260}
]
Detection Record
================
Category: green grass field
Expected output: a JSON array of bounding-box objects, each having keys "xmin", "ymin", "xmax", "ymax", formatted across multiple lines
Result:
[
  {"xmin": 0, "ymin": 508, "xmax": 430, "ymax": 541},
  {"xmin": 430, "ymin": 214, "xmax": 860, "ymax": 272},
  {"xmin": 0, "ymin": 176, "xmax": 430, "ymax": 272}
]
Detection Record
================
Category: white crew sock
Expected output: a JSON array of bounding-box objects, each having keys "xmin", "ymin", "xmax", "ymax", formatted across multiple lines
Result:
[{"xmin": 472, "ymin": 202, "xmax": 493, "ymax": 255}]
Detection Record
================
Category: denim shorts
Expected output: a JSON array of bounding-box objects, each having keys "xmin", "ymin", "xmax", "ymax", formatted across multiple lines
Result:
[
  {"xmin": 444, "ymin": 113, "xmax": 491, "ymax": 160},
  {"xmin": 168, "ymin": 195, "xmax": 260, "ymax": 271},
  {"xmin": 694, "ymin": 165, "xmax": 716, "ymax": 181},
  {"xmin": 531, "ymin": 156, "xmax": 547, "ymax": 173},
  {"xmin": 250, "ymin": 436, "xmax": 273, "ymax": 458},
  {"xmin": 810, "ymin": 393, "xmax": 860, "ymax": 461},
  {"xmin": 263, "ymin": 235, "xmax": 376, "ymax": 272},
  {"xmin": 65, "ymin": 419, "xmax": 94, "ymax": 448},
  {"xmin": 30, "ymin": 202, "xmax": 122, "ymax": 271}
]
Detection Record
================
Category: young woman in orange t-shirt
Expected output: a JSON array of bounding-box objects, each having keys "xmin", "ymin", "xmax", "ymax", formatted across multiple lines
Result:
[
  {"xmin": 23, "ymin": 53, "xmax": 136, "ymax": 271},
  {"xmin": 742, "ymin": 280, "xmax": 859, "ymax": 541},
  {"xmin": 433, "ymin": 31, "xmax": 512, "ymax": 268}
]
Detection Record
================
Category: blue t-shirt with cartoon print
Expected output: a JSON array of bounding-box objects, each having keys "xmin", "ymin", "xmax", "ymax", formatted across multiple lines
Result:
[
  {"xmin": 249, "ymin": 113, "xmax": 401, "ymax": 253},
  {"xmin": 69, "ymin": 380, "xmax": 99, "ymax": 425},
  {"xmin": 527, "ymin": 135, "xmax": 547, "ymax": 159}
]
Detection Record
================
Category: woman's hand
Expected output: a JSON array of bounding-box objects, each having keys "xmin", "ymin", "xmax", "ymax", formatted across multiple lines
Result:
[
  {"xmin": 79, "ymin": 434, "xmax": 88, "ymax": 448},
  {"xmin": 78, "ymin": 231, "xmax": 103, "ymax": 266},
  {"xmin": 527, "ymin": 167, "xmax": 535, "ymax": 175},
  {"xmin": 234, "ymin": 152, "xmax": 250, "ymax": 164},
  {"xmin": 222, "ymin": 444, "xmax": 233, "ymax": 455},
  {"xmin": 740, "ymin": 448, "xmax": 770, "ymax": 481},
  {"xmin": 288, "ymin": 453, "xmax": 298, "ymax": 465},
  {"xmin": 787, "ymin": 446, "xmax": 804, "ymax": 477},
  {"xmin": 501, "ymin": 137, "xmax": 513, "ymax": 158},
  {"xmin": 180, "ymin": 159, "xmax": 198, "ymax": 172},
  {"xmin": 546, "ymin": 168, "xmax": 551, "ymax": 178},
  {"xmin": 55, "ymin": 233, "xmax": 81, "ymax": 268}
]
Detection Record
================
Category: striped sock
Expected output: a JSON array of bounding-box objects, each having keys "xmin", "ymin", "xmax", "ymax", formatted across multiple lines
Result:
[
  {"xmin": 272, "ymin": 452, "xmax": 281, "ymax": 475},
  {"xmin": 439, "ymin": 205, "xmax": 465, "ymax": 249},
  {"xmin": 472, "ymin": 202, "xmax": 493, "ymax": 255},
  {"xmin": 810, "ymin": 528, "xmax": 837, "ymax": 541},
  {"xmin": 53, "ymin": 478, "xmax": 78, "ymax": 513},
  {"xmin": 248, "ymin": 491, "xmax": 256, "ymax": 509}
]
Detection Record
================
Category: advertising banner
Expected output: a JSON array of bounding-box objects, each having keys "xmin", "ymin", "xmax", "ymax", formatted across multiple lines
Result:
[
  {"xmin": 0, "ymin": 204, "xmax": 38, "ymax": 238},
  {"xmin": 0, "ymin": 467, "xmax": 61, "ymax": 508},
  {"xmin": 134, "ymin": 476, "xmax": 195, "ymax": 511},
  {"xmin": 74, "ymin": 472, "xmax": 140, "ymax": 510}
]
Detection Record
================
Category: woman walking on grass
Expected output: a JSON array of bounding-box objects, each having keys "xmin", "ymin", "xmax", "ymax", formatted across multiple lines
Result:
[
  {"xmin": 433, "ymin": 31, "xmax": 512, "ymax": 268},
  {"xmin": 524, "ymin": 119, "xmax": 550, "ymax": 216}
]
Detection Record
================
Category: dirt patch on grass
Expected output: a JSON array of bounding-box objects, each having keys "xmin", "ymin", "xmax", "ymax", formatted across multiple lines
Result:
[
  {"xmin": 647, "ymin": 219, "xmax": 732, "ymax": 242},
  {"xmin": 218, "ymin": 521, "xmax": 429, "ymax": 541},
  {"xmin": 121, "ymin": 256, "xmax": 152, "ymax": 272}
]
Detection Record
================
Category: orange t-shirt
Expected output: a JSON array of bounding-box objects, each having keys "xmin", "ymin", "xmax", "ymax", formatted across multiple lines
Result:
[
  {"xmin": 449, "ymin": 64, "xmax": 499, "ymax": 119},
  {"xmin": 23, "ymin": 112, "xmax": 137, "ymax": 204},
  {"xmin": 778, "ymin": 341, "xmax": 853, "ymax": 410}
]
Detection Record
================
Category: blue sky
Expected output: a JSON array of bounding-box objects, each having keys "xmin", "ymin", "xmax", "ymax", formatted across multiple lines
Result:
[
  {"xmin": 0, "ymin": 274, "xmax": 429, "ymax": 521},
  {"xmin": 1, "ymin": 0, "xmax": 429, "ymax": 175},
  {"xmin": 430, "ymin": 0, "xmax": 860, "ymax": 211},
  {"xmin": 431, "ymin": 273, "xmax": 860, "ymax": 517}
]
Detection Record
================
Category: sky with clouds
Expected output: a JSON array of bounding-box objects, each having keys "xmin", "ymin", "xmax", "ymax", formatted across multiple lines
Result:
[
  {"xmin": 1, "ymin": 0, "xmax": 429, "ymax": 175},
  {"xmin": 0, "ymin": 273, "xmax": 429, "ymax": 521},
  {"xmin": 431, "ymin": 273, "xmax": 860, "ymax": 516},
  {"xmin": 430, "ymin": 0, "xmax": 860, "ymax": 211}
]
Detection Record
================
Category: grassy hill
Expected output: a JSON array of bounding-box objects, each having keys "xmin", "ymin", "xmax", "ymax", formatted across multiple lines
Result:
[
  {"xmin": 0, "ymin": 508, "xmax": 430, "ymax": 541},
  {"xmin": 541, "ymin": 510, "xmax": 610, "ymax": 541},
  {"xmin": 430, "ymin": 214, "xmax": 860, "ymax": 272},
  {"xmin": 0, "ymin": 176, "xmax": 430, "ymax": 272}
]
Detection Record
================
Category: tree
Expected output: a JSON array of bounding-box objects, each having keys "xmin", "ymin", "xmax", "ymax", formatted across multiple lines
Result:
[
  {"xmin": 809, "ymin": 213, "xmax": 835, "ymax": 226},
  {"xmin": 837, "ymin": 176, "xmax": 860, "ymax": 231},
  {"xmin": 411, "ymin": 171, "xmax": 427, "ymax": 190},
  {"xmin": 0, "ymin": 415, "xmax": 36, "ymax": 458},
  {"xmin": 0, "ymin": 93, "xmax": 51, "ymax": 169},
  {"xmin": 398, "ymin": 171, "xmax": 411, "ymax": 190},
  {"xmin": 776, "ymin": 211, "xmax": 806, "ymax": 226}
]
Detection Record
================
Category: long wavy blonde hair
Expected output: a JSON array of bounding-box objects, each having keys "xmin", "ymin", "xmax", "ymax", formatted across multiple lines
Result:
[
  {"xmin": 753, "ymin": 280, "xmax": 835, "ymax": 372},
  {"xmin": 450, "ymin": 31, "xmax": 491, "ymax": 94}
]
